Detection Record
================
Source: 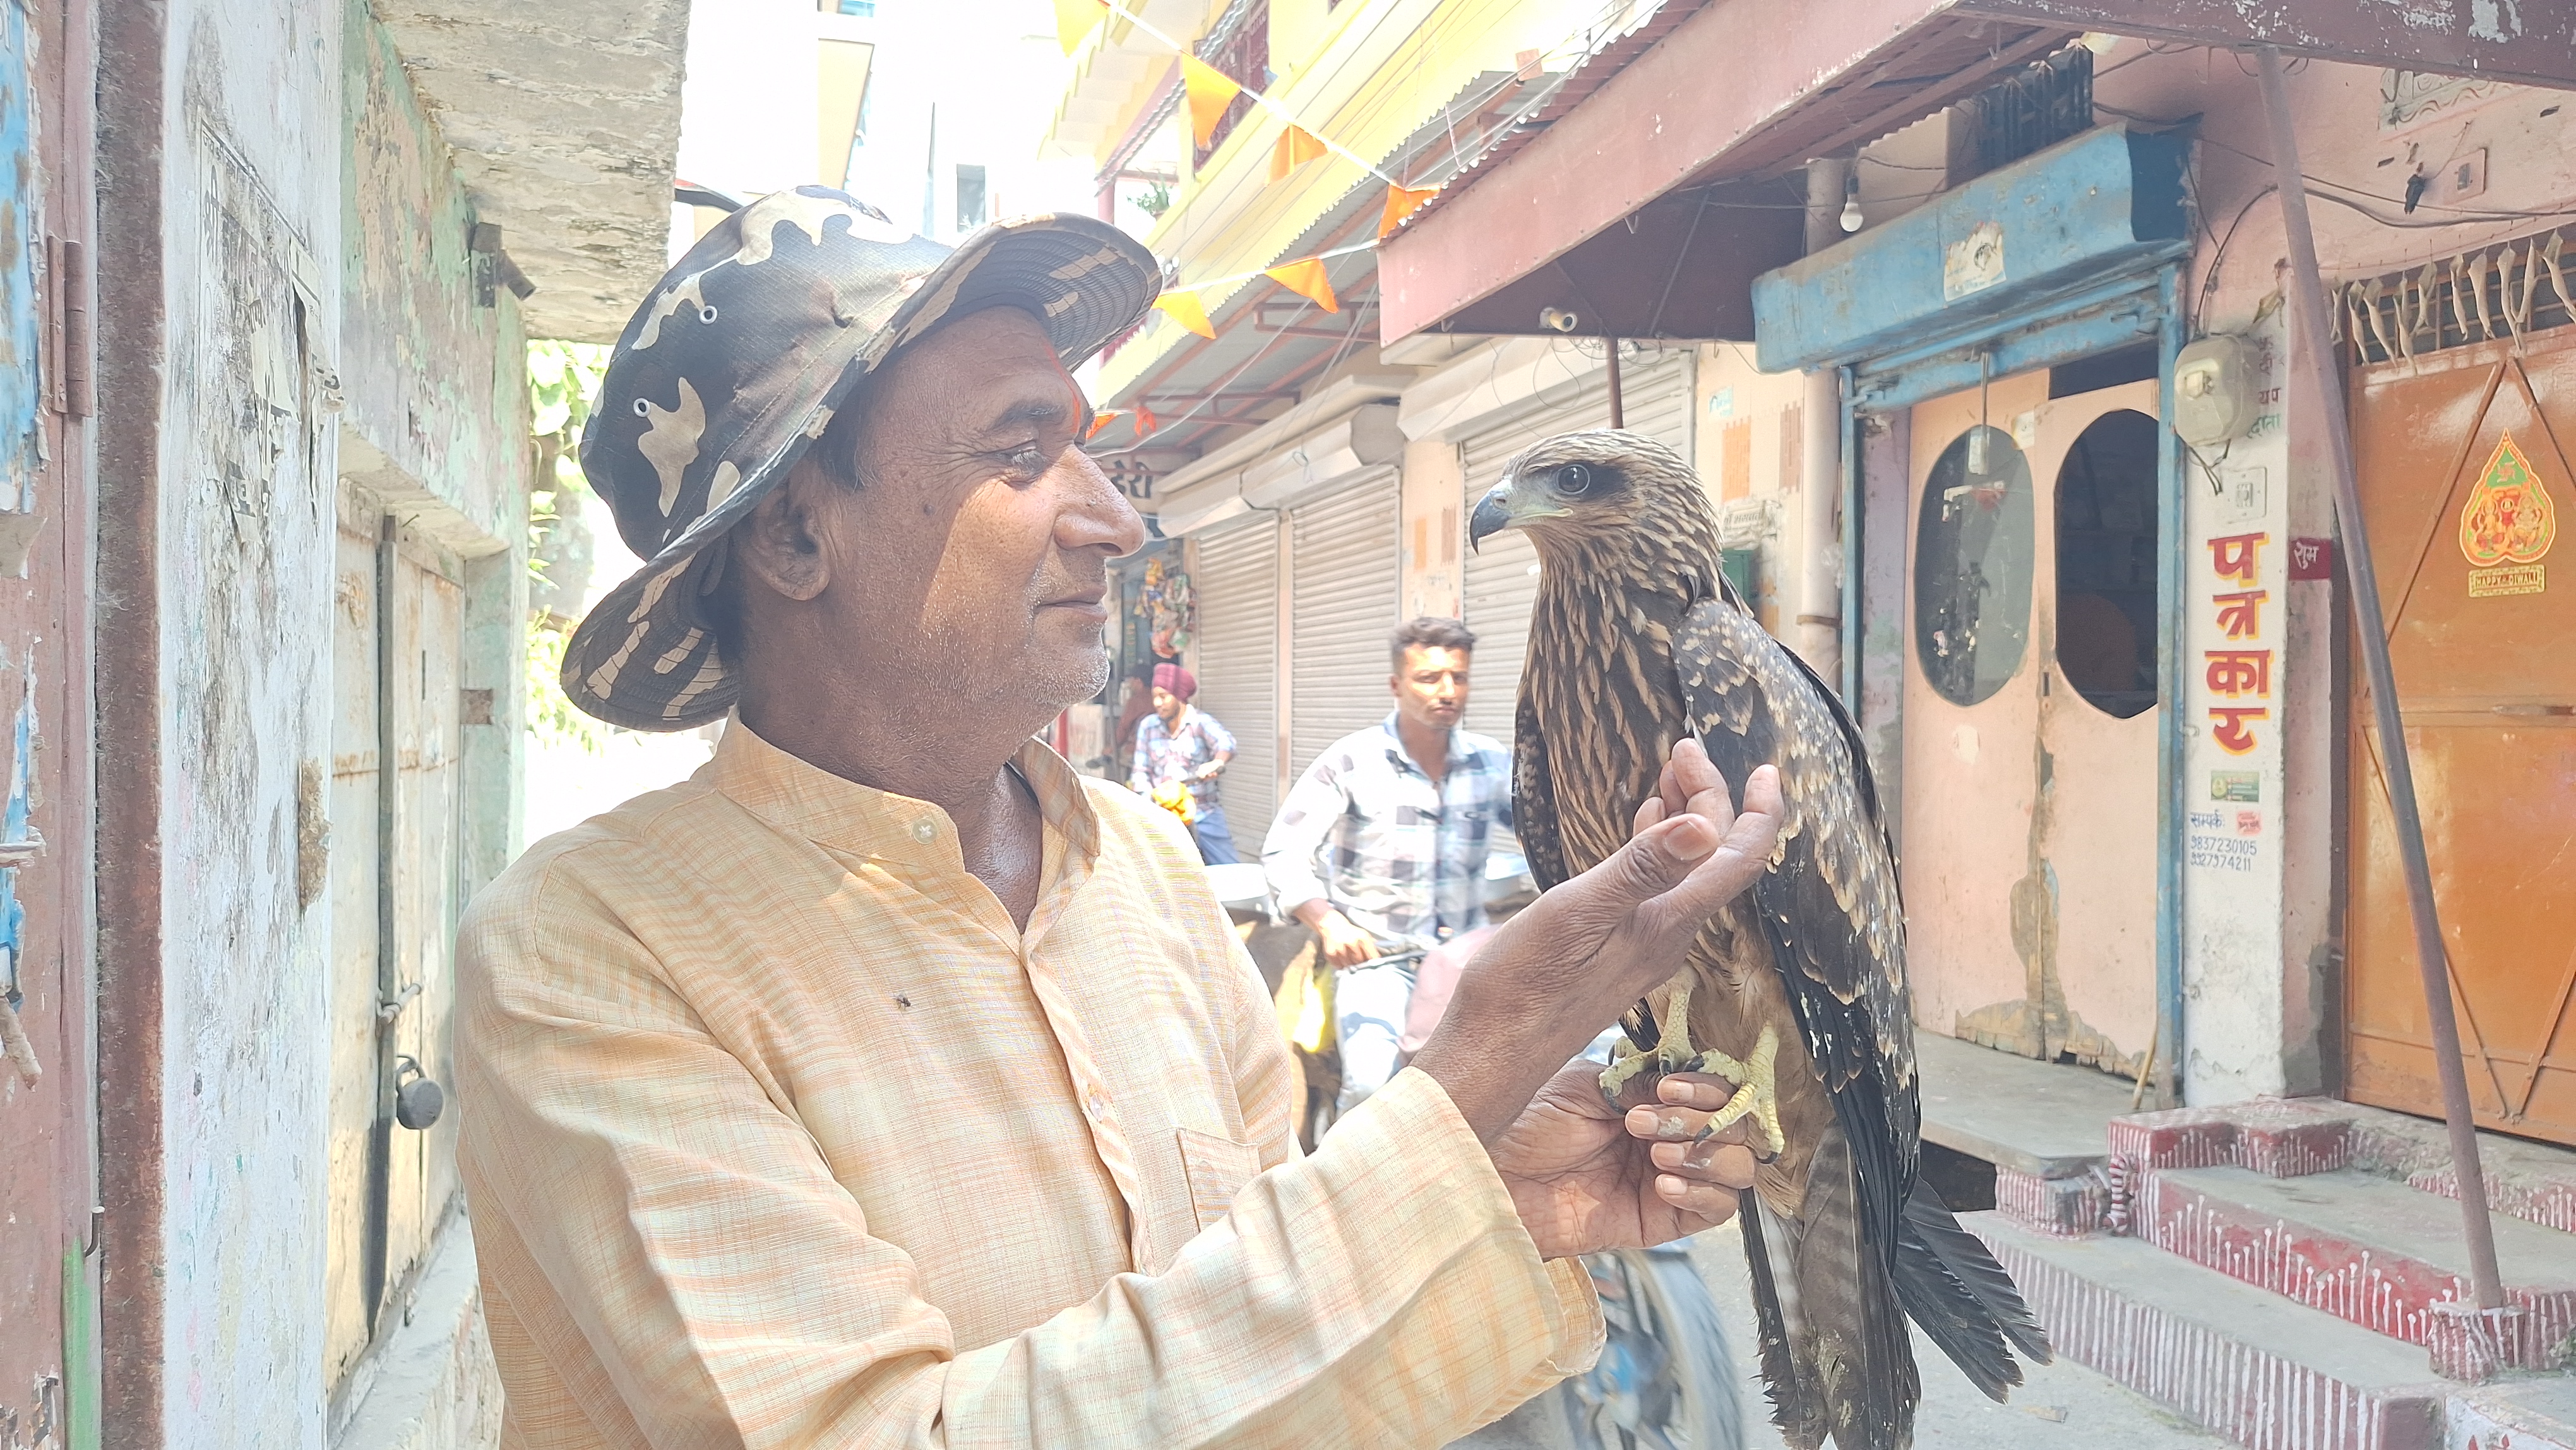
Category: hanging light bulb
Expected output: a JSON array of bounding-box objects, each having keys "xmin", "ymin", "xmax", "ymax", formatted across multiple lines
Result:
[{"xmin": 1839, "ymin": 171, "xmax": 1864, "ymax": 233}]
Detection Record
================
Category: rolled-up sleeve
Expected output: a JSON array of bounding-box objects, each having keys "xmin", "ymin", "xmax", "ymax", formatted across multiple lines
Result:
[
  {"xmin": 461, "ymin": 859, "xmax": 1599, "ymax": 1450},
  {"xmin": 1261, "ymin": 753, "xmax": 1347, "ymax": 922}
]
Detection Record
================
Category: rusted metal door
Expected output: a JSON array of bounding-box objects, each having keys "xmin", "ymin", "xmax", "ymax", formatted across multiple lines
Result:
[
  {"xmin": 1904, "ymin": 369, "xmax": 2162, "ymax": 1076},
  {"xmin": 2345, "ymin": 329, "xmax": 2576, "ymax": 1144},
  {"xmin": 323, "ymin": 501, "xmax": 467, "ymax": 1403},
  {"xmin": 1, "ymin": 0, "xmax": 97, "ymax": 1439}
]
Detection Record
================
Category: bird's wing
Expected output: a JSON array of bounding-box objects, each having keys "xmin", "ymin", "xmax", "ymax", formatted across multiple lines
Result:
[
  {"xmin": 1512, "ymin": 685, "xmax": 1573, "ymax": 892},
  {"xmin": 1674, "ymin": 592, "xmax": 1917, "ymax": 1233}
]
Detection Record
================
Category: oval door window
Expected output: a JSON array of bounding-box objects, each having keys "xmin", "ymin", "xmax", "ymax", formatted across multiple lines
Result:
[
  {"xmin": 1914, "ymin": 424, "xmax": 2035, "ymax": 707},
  {"xmin": 2054, "ymin": 409, "xmax": 2161, "ymax": 719}
]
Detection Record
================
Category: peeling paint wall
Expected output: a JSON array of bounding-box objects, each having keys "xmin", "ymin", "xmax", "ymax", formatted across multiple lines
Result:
[
  {"xmin": 141, "ymin": 0, "xmax": 531, "ymax": 1440},
  {"xmin": 157, "ymin": 0, "xmax": 344, "ymax": 1439}
]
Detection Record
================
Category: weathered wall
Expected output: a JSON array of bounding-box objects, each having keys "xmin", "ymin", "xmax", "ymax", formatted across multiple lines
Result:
[
  {"xmin": 2098, "ymin": 49, "xmax": 2576, "ymax": 1103},
  {"xmin": 156, "ymin": 0, "xmax": 344, "ymax": 1440},
  {"xmin": 338, "ymin": 0, "xmax": 529, "ymax": 898},
  {"xmin": 143, "ymin": 0, "xmax": 529, "ymax": 1441}
]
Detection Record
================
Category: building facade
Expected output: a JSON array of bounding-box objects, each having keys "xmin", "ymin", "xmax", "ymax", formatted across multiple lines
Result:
[{"xmin": 0, "ymin": 1, "xmax": 685, "ymax": 1446}]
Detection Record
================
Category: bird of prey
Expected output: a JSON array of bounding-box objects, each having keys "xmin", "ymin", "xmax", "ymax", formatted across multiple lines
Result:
[{"xmin": 1468, "ymin": 430, "xmax": 2049, "ymax": 1450}]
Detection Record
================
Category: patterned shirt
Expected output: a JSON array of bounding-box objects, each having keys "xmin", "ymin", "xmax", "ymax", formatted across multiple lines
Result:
[
  {"xmin": 458, "ymin": 719, "xmax": 1598, "ymax": 1449},
  {"xmin": 1262, "ymin": 714, "xmax": 1515, "ymax": 945},
  {"xmin": 1126, "ymin": 706, "xmax": 1237, "ymax": 812}
]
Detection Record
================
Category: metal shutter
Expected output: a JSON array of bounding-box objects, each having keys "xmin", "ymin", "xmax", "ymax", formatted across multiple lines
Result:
[
  {"xmin": 1458, "ymin": 352, "xmax": 1692, "ymax": 741},
  {"xmin": 1190, "ymin": 516, "xmax": 1280, "ymax": 834},
  {"xmin": 1288, "ymin": 467, "xmax": 1401, "ymax": 784}
]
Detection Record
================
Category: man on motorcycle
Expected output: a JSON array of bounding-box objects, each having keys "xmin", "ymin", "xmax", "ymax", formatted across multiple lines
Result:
[{"xmin": 1262, "ymin": 617, "xmax": 1516, "ymax": 1111}]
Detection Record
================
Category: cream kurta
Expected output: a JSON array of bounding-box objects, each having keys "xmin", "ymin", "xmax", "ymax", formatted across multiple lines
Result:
[{"xmin": 458, "ymin": 720, "xmax": 1600, "ymax": 1448}]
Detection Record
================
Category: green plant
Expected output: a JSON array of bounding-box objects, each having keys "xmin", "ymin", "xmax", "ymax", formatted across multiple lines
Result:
[
  {"xmin": 525, "ymin": 340, "xmax": 614, "ymax": 755},
  {"xmin": 1133, "ymin": 180, "xmax": 1174, "ymax": 219}
]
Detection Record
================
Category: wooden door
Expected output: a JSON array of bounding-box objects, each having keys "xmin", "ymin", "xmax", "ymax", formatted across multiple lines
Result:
[
  {"xmin": 2345, "ymin": 330, "xmax": 2576, "ymax": 1144},
  {"xmin": 1904, "ymin": 369, "xmax": 2162, "ymax": 1076}
]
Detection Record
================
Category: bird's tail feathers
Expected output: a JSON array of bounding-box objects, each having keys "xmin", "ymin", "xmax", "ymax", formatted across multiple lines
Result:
[
  {"xmin": 1892, "ymin": 1179, "xmax": 2053, "ymax": 1403},
  {"xmin": 1743, "ymin": 1129, "xmax": 1919, "ymax": 1450}
]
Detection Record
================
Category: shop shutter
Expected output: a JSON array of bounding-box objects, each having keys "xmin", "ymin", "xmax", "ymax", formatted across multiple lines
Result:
[
  {"xmin": 1288, "ymin": 467, "xmax": 1402, "ymax": 789},
  {"xmin": 1189, "ymin": 516, "xmax": 1280, "ymax": 835},
  {"xmin": 1457, "ymin": 351, "xmax": 1692, "ymax": 743}
]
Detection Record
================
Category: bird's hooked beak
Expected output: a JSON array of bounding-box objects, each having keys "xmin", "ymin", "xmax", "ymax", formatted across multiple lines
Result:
[{"xmin": 1467, "ymin": 474, "xmax": 1565, "ymax": 553}]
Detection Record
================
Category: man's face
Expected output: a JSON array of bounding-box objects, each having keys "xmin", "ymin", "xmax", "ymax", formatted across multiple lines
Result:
[
  {"xmin": 1152, "ymin": 686, "xmax": 1183, "ymax": 724},
  {"xmin": 1392, "ymin": 645, "xmax": 1470, "ymax": 733},
  {"xmin": 766, "ymin": 306, "xmax": 1144, "ymax": 721}
]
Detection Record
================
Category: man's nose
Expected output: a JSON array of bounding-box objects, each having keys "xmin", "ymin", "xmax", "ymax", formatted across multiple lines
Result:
[{"xmin": 1056, "ymin": 444, "xmax": 1147, "ymax": 555}]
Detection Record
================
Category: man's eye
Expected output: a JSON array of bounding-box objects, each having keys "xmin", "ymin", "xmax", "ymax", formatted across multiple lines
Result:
[{"xmin": 1007, "ymin": 445, "xmax": 1047, "ymax": 475}]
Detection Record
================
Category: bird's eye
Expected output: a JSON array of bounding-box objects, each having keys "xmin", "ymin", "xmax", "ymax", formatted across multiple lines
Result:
[{"xmin": 1556, "ymin": 463, "xmax": 1594, "ymax": 496}]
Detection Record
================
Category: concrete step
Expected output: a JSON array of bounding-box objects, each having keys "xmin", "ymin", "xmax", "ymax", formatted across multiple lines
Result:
[
  {"xmin": 2141, "ymin": 1166, "xmax": 2576, "ymax": 1366},
  {"xmin": 2454, "ymin": 1375, "xmax": 2576, "ymax": 1450},
  {"xmin": 1969, "ymin": 1211, "xmax": 2448, "ymax": 1450}
]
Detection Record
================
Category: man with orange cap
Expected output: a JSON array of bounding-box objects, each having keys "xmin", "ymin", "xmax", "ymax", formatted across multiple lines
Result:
[{"xmin": 1126, "ymin": 661, "xmax": 1239, "ymax": 862}]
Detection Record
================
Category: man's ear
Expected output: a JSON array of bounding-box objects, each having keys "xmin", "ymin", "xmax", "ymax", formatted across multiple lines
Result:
[{"xmin": 734, "ymin": 460, "xmax": 835, "ymax": 603}]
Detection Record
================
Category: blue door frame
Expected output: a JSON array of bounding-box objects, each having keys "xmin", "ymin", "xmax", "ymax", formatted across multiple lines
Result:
[{"xmin": 1835, "ymin": 261, "xmax": 2190, "ymax": 1103}]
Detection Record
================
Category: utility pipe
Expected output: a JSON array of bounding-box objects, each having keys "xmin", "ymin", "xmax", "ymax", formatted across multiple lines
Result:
[
  {"xmin": 2255, "ymin": 46, "xmax": 2505, "ymax": 1315},
  {"xmin": 1799, "ymin": 160, "xmax": 1852, "ymax": 685},
  {"xmin": 1604, "ymin": 335, "xmax": 1625, "ymax": 429}
]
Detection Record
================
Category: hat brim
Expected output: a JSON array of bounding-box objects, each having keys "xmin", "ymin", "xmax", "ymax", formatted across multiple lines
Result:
[{"xmin": 563, "ymin": 214, "xmax": 1160, "ymax": 733}]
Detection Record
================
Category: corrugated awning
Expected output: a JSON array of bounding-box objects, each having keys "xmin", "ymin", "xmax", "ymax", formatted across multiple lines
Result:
[{"xmin": 1380, "ymin": 0, "xmax": 2576, "ymax": 344}]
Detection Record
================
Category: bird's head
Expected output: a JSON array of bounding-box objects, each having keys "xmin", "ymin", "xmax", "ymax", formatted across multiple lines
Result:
[{"xmin": 1467, "ymin": 429, "xmax": 1720, "ymax": 590}]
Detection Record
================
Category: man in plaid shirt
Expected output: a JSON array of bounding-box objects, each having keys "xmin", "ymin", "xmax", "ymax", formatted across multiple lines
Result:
[
  {"xmin": 1126, "ymin": 662, "xmax": 1241, "ymax": 862},
  {"xmin": 1263, "ymin": 617, "xmax": 1516, "ymax": 1111}
]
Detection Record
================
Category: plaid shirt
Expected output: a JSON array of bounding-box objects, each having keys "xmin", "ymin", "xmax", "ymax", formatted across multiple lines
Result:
[
  {"xmin": 1262, "ymin": 714, "xmax": 1515, "ymax": 945},
  {"xmin": 1126, "ymin": 707, "xmax": 1237, "ymax": 812}
]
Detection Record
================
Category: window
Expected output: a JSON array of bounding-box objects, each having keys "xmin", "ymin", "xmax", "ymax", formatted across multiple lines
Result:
[
  {"xmin": 1191, "ymin": 3, "xmax": 1269, "ymax": 168},
  {"xmin": 955, "ymin": 164, "xmax": 987, "ymax": 232},
  {"xmin": 835, "ymin": 0, "xmax": 876, "ymax": 15},
  {"xmin": 1914, "ymin": 424, "xmax": 2034, "ymax": 707},
  {"xmin": 2053, "ymin": 409, "xmax": 2161, "ymax": 717}
]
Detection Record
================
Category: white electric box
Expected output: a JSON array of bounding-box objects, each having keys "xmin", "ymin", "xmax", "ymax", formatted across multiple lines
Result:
[{"xmin": 2173, "ymin": 334, "xmax": 2254, "ymax": 446}]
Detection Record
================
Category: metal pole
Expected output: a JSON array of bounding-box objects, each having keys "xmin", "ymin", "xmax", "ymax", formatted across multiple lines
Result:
[
  {"xmin": 2255, "ymin": 46, "xmax": 2505, "ymax": 1313},
  {"xmin": 1604, "ymin": 335, "xmax": 1625, "ymax": 429}
]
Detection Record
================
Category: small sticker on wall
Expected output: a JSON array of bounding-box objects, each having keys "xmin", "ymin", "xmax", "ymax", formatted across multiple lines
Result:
[
  {"xmin": 2217, "ymin": 465, "xmax": 2268, "ymax": 524},
  {"xmin": 1944, "ymin": 221, "xmax": 2006, "ymax": 300},
  {"xmin": 2289, "ymin": 537, "xmax": 2334, "ymax": 580},
  {"xmin": 2210, "ymin": 770, "xmax": 2260, "ymax": 802}
]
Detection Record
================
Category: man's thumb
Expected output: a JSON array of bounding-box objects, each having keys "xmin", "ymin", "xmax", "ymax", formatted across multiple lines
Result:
[{"xmin": 1596, "ymin": 813, "xmax": 1720, "ymax": 904}]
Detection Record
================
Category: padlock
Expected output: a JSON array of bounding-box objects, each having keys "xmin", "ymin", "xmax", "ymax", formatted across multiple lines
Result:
[{"xmin": 394, "ymin": 1054, "xmax": 446, "ymax": 1130}]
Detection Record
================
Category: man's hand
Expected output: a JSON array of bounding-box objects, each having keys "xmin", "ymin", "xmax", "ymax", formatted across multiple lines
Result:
[
  {"xmin": 1489, "ymin": 1067, "xmax": 1760, "ymax": 1259},
  {"xmin": 1409, "ymin": 740, "xmax": 1782, "ymax": 1144},
  {"xmin": 1297, "ymin": 903, "xmax": 1381, "ymax": 968}
]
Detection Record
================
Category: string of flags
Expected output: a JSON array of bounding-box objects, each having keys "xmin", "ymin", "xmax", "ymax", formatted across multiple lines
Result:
[{"xmin": 1054, "ymin": 0, "xmax": 1443, "ymax": 445}]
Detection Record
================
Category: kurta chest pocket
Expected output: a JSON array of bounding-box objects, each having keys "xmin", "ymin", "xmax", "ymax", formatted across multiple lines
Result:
[{"xmin": 1174, "ymin": 1127, "xmax": 1260, "ymax": 1233}]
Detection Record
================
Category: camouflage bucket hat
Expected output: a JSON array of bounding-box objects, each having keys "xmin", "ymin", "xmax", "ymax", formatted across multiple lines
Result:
[{"xmin": 563, "ymin": 187, "xmax": 1162, "ymax": 731}]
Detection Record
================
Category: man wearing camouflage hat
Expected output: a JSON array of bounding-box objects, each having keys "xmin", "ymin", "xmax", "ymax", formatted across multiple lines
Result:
[{"xmin": 456, "ymin": 187, "xmax": 1779, "ymax": 1448}]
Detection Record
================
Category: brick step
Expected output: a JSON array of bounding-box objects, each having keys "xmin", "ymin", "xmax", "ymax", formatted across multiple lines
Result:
[
  {"xmin": 1969, "ymin": 1211, "xmax": 2447, "ymax": 1450},
  {"xmin": 2109, "ymin": 1098, "xmax": 2576, "ymax": 1237},
  {"xmin": 2142, "ymin": 1165, "xmax": 2576, "ymax": 1370}
]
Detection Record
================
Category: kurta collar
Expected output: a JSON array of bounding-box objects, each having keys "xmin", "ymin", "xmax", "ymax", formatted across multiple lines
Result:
[{"xmin": 710, "ymin": 716, "xmax": 1102, "ymax": 872}]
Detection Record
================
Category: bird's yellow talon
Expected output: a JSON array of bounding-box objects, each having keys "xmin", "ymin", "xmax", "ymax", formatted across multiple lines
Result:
[{"xmin": 1684, "ymin": 1025, "xmax": 1785, "ymax": 1157}]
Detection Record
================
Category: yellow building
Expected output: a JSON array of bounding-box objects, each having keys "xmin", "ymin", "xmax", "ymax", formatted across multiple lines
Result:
[{"xmin": 1047, "ymin": 0, "xmax": 1819, "ymax": 834}]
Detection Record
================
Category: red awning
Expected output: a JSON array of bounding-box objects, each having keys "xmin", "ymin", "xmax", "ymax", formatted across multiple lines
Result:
[{"xmin": 1380, "ymin": 0, "xmax": 2576, "ymax": 343}]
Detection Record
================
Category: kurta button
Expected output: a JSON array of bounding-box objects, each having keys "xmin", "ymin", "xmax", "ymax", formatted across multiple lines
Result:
[
  {"xmin": 911, "ymin": 819, "xmax": 935, "ymax": 844},
  {"xmin": 1087, "ymin": 1090, "xmax": 1108, "ymax": 1118}
]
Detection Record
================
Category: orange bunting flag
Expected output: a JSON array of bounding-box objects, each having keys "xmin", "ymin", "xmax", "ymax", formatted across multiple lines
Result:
[
  {"xmin": 1181, "ymin": 56, "xmax": 1243, "ymax": 148},
  {"xmin": 1087, "ymin": 410, "xmax": 1122, "ymax": 440},
  {"xmin": 1054, "ymin": 0, "xmax": 1108, "ymax": 56},
  {"xmin": 1269, "ymin": 124, "xmax": 1329, "ymax": 183},
  {"xmin": 1265, "ymin": 257, "xmax": 1339, "ymax": 313},
  {"xmin": 1135, "ymin": 404, "xmax": 1159, "ymax": 438},
  {"xmin": 1153, "ymin": 291, "xmax": 1216, "ymax": 339},
  {"xmin": 1378, "ymin": 184, "xmax": 1438, "ymax": 237}
]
